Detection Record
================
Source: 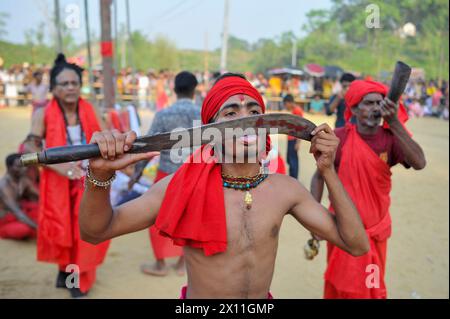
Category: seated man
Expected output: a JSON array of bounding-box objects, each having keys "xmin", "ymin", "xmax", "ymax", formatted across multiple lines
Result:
[
  {"xmin": 79, "ymin": 73, "xmax": 370, "ymax": 299},
  {"xmin": 0, "ymin": 153, "xmax": 39, "ymax": 239}
]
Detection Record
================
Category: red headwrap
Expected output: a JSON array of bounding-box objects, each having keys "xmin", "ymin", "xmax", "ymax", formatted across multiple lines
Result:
[
  {"xmin": 154, "ymin": 76, "xmax": 269, "ymax": 256},
  {"xmin": 344, "ymin": 80, "xmax": 409, "ymax": 130}
]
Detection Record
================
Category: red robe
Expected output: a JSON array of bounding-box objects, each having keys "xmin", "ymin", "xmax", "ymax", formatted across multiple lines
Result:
[
  {"xmin": 37, "ymin": 98, "xmax": 110, "ymax": 293},
  {"xmin": 324, "ymin": 124, "xmax": 392, "ymax": 299},
  {"xmin": 0, "ymin": 200, "xmax": 38, "ymax": 239},
  {"xmin": 107, "ymin": 110, "xmax": 124, "ymax": 132}
]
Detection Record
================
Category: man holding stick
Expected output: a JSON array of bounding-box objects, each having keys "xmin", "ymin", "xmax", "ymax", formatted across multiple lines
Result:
[
  {"xmin": 79, "ymin": 73, "xmax": 369, "ymax": 299},
  {"xmin": 310, "ymin": 79, "xmax": 426, "ymax": 299}
]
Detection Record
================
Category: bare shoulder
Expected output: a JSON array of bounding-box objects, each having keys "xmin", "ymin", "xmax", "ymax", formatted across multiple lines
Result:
[
  {"xmin": 267, "ymin": 173, "xmax": 306, "ymax": 191},
  {"xmin": 266, "ymin": 173, "xmax": 310, "ymax": 203}
]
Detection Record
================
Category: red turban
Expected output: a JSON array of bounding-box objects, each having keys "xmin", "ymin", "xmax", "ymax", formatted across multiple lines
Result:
[
  {"xmin": 344, "ymin": 80, "xmax": 409, "ymax": 130},
  {"xmin": 201, "ymin": 75, "xmax": 266, "ymax": 124},
  {"xmin": 154, "ymin": 76, "xmax": 269, "ymax": 256}
]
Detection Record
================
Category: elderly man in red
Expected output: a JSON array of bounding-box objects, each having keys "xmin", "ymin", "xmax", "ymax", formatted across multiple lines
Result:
[{"xmin": 310, "ymin": 79, "xmax": 426, "ymax": 299}]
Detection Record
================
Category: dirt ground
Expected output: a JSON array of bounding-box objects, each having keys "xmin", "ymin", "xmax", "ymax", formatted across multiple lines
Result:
[{"xmin": 0, "ymin": 106, "xmax": 448, "ymax": 299}]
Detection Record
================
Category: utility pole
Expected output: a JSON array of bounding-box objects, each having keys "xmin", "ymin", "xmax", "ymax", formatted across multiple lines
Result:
[
  {"xmin": 84, "ymin": 0, "xmax": 96, "ymax": 104},
  {"xmin": 113, "ymin": 0, "xmax": 119, "ymax": 73},
  {"xmin": 125, "ymin": 0, "xmax": 136, "ymax": 105},
  {"xmin": 54, "ymin": 0, "xmax": 63, "ymax": 52},
  {"xmin": 291, "ymin": 36, "xmax": 297, "ymax": 67},
  {"xmin": 204, "ymin": 31, "xmax": 209, "ymax": 87},
  {"xmin": 125, "ymin": 0, "xmax": 134, "ymax": 71},
  {"xmin": 220, "ymin": 0, "xmax": 229, "ymax": 73},
  {"xmin": 100, "ymin": 0, "xmax": 115, "ymax": 110}
]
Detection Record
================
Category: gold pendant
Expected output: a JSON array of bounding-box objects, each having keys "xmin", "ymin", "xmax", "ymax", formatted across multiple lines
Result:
[{"xmin": 244, "ymin": 191, "xmax": 252, "ymax": 210}]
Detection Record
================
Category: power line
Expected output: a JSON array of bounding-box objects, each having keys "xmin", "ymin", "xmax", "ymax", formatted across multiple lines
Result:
[
  {"xmin": 148, "ymin": 0, "xmax": 187, "ymax": 24},
  {"xmin": 148, "ymin": 0, "xmax": 204, "ymax": 30},
  {"xmin": 157, "ymin": 0, "xmax": 204, "ymax": 25}
]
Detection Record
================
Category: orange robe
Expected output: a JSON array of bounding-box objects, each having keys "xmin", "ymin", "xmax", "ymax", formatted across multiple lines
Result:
[
  {"xmin": 324, "ymin": 124, "xmax": 392, "ymax": 299},
  {"xmin": 37, "ymin": 98, "xmax": 110, "ymax": 293}
]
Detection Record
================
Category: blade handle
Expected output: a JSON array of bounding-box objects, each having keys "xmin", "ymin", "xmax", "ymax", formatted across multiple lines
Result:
[{"xmin": 20, "ymin": 143, "xmax": 148, "ymax": 166}]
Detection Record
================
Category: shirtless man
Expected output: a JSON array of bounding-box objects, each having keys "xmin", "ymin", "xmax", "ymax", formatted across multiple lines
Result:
[
  {"xmin": 79, "ymin": 73, "xmax": 369, "ymax": 298},
  {"xmin": 0, "ymin": 153, "xmax": 38, "ymax": 238}
]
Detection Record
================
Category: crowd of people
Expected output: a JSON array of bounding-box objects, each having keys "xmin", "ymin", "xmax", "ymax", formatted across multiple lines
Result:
[{"xmin": 1, "ymin": 61, "xmax": 448, "ymax": 122}]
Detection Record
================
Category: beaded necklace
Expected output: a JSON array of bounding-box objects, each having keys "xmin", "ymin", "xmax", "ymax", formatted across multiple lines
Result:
[{"xmin": 222, "ymin": 171, "xmax": 269, "ymax": 210}]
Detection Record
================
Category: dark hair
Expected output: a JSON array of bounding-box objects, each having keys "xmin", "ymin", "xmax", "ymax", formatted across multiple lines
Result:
[
  {"xmin": 49, "ymin": 53, "xmax": 84, "ymax": 90},
  {"xmin": 213, "ymin": 72, "xmax": 247, "ymax": 86},
  {"xmin": 6, "ymin": 153, "xmax": 21, "ymax": 169},
  {"xmin": 283, "ymin": 94, "xmax": 294, "ymax": 103},
  {"xmin": 174, "ymin": 71, "xmax": 198, "ymax": 97},
  {"xmin": 340, "ymin": 73, "xmax": 356, "ymax": 83}
]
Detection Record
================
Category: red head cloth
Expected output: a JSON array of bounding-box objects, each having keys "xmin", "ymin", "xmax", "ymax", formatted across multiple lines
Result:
[
  {"xmin": 344, "ymin": 80, "xmax": 409, "ymax": 130},
  {"xmin": 201, "ymin": 75, "xmax": 266, "ymax": 124},
  {"xmin": 154, "ymin": 75, "xmax": 270, "ymax": 256}
]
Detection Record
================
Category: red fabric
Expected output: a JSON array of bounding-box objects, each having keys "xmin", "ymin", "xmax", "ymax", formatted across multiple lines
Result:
[
  {"xmin": 344, "ymin": 80, "xmax": 409, "ymax": 131},
  {"xmin": 334, "ymin": 126, "xmax": 409, "ymax": 171},
  {"xmin": 154, "ymin": 169, "xmax": 170, "ymax": 183},
  {"xmin": 119, "ymin": 110, "xmax": 130, "ymax": 132},
  {"xmin": 154, "ymin": 76, "xmax": 268, "ymax": 256},
  {"xmin": 108, "ymin": 110, "xmax": 124, "ymax": 132},
  {"xmin": 268, "ymin": 155, "xmax": 286, "ymax": 174},
  {"xmin": 37, "ymin": 98, "xmax": 110, "ymax": 293},
  {"xmin": 0, "ymin": 200, "xmax": 38, "ymax": 239},
  {"xmin": 324, "ymin": 124, "xmax": 392, "ymax": 299},
  {"xmin": 156, "ymin": 92, "xmax": 169, "ymax": 111},
  {"xmin": 149, "ymin": 170, "xmax": 183, "ymax": 259},
  {"xmin": 100, "ymin": 41, "xmax": 113, "ymax": 57}
]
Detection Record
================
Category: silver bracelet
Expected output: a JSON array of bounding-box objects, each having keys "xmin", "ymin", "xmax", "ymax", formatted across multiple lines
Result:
[{"xmin": 85, "ymin": 165, "xmax": 116, "ymax": 189}]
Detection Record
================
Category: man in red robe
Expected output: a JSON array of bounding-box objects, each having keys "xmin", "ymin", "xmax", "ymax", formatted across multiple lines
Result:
[
  {"xmin": 310, "ymin": 80, "xmax": 426, "ymax": 298},
  {"xmin": 79, "ymin": 73, "xmax": 371, "ymax": 299},
  {"xmin": 27, "ymin": 54, "xmax": 110, "ymax": 298}
]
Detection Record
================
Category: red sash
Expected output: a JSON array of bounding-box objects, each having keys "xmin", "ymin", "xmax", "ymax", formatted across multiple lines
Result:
[
  {"xmin": 37, "ymin": 98, "xmax": 110, "ymax": 269},
  {"xmin": 154, "ymin": 145, "xmax": 227, "ymax": 256},
  {"xmin": 325, "ymin": 124, "xmax": 392, "ymax": 298}
]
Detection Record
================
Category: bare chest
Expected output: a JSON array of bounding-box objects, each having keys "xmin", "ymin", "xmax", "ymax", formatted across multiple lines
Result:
[{"xmin": 222, "ymin": 185, "xmax": 286, "ymax": 253}]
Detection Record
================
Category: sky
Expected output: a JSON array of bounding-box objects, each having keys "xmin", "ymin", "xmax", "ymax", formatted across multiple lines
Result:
[{"xmin": 0, "ymin": 0, "xmax": 332, "ymax": 50}]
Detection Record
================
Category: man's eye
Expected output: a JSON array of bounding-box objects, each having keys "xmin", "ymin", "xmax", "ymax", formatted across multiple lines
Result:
[
  {"xmin": 225, "ymin": 112, "xmax": 236, "ymax": 117},
  {"xmin": 250, "ymin": 110, "xmax": 261, "ymax": 115}
]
